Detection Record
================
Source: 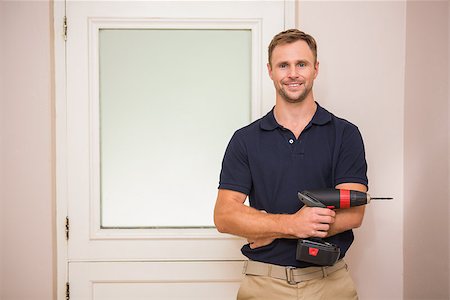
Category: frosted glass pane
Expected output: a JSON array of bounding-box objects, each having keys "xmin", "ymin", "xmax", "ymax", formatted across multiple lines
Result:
[{"xmin": 99, "ymin": 29, "xmax": 251, "ymax": 228}]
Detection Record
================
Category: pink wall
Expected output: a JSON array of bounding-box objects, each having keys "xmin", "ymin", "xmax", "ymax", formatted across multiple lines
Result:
[
  {"xmin": 404, "ymin": 1, "xmax": 449, "ymax": 299},
  {"xmin": 0, "ymin": 1, "xmax": 448, "ymax": 299},
  {"xmin": 0, "ymin": 1, "xmax": 54, "ymax": 300},
  {"xmin": 0, "ymin": 1, "xmax": 4, "ymax": 296}
]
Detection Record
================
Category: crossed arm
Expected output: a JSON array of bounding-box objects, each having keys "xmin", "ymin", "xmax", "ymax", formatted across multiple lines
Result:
[{"xmin": 213, "ymin": 183, "xmax": 367, "ymax": 249}]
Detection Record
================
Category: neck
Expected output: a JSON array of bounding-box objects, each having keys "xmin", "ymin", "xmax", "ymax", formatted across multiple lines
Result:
[{"xmin": 273, "ymin": 98, "xmax": 317, "ymax": 138}]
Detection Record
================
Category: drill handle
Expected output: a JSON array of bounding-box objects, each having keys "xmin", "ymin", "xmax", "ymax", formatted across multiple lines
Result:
[{"xmin": 297, "ymin": 191, "xmax": 327, "ymax": 208}]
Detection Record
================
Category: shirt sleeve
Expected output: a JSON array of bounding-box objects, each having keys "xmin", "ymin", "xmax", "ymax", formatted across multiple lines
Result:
[
  {"xmin": 218, "ymin": 131, "xmax": 252, "ymax": 195},
  {"xmin": 334, "ymin": 123, "xmax": 369, "ymax": 189}
]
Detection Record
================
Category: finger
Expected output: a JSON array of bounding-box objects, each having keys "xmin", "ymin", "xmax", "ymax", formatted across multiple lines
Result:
[
  {"xmin": 316, "ymin": 215, "xmax": 335, "ymax": 224},
  {"xmin": 309, "ymin": 214, "xmax": 333, "ymax": 225},
  {"xmin": 308, "ymin": 207, "xmax": 334, "ymax": 215},
  {"xmin": 311, "ymin": 230, "xmax": 328, "ymax": 238},
  {"xmin": 248, "ymin": 238, "xmax": 275, "ymax": 249},
  {"xmin": 313, "ymin": 207, "xmax": 336, "ymax": 217},
  {"xmin": 313, "ymin": 222, "xmax": 330, "ymax": 230}
]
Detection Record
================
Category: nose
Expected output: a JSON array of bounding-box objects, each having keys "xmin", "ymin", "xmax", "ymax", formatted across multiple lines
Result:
[{"xmin": 288, "ymin": 65, "xmax": 298, "ymax": 78}]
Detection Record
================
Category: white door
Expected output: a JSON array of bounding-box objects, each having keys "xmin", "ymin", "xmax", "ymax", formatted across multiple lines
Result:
[{"xmin": 55, "ymin": 1, "xmax": 295, "ymax": 299}]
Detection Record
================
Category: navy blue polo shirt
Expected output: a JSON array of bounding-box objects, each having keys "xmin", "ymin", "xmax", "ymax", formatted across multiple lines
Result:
[{"xmin": 218, "ymin": 102, "xmax": 368, "ymax": 267}]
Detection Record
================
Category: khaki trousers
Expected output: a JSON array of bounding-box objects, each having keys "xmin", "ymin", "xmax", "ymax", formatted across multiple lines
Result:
[{"xmin": 236, "ymin": 262, "xmax": 358, "ymax": 300}]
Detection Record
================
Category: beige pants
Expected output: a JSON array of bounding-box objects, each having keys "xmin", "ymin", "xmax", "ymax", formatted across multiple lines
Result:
[{"xmin": 236, "ymin": 264, "xmax": 358, "ymax": 300}]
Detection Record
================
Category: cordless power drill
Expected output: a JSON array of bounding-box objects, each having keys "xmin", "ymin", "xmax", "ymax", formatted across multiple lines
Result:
[{"xmin": 296, "ymin": 189, "xmax": 391, "ymax": 266}]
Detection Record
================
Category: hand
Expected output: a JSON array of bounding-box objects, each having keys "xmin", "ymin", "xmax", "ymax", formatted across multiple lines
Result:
[
  {"xmin": 247, "ymin": 237, "xmax": 275, "ymax": 249},
  {"xmin": 288, "ymin": 206, "xmax": 336, "ymax": 238}
]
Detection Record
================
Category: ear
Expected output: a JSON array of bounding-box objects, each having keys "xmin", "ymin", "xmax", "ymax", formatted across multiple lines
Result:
[
  {"xmin": 267, "ymin": 62, "xmax": 273, "ymax": 80},
  {"xmin": 313, "ymin": 60, "xmax": 319, "ymax": 79}
]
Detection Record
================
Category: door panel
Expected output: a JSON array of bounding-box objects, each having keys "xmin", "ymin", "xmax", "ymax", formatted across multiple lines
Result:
[{"xmin": 69, "ymin": 261, "xmax": 243, "ymax": 300}]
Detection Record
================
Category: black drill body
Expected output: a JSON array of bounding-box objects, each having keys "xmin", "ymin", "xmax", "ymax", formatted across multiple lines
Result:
[
  {"xmin": 295, "ymin": 188, "xmax": 391, "ymax": 266},
  {"xmin": 298, "ymin": 189, "xmax": 372, "ymax": 209}
]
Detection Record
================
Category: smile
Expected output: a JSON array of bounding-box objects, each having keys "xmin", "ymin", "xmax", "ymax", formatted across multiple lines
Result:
[{"xmin": 285, "ymin": 82, "xmax": 303, "ymax": 88}]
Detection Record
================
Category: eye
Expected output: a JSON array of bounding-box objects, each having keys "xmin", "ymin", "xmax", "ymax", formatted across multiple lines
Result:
[
  {"xmin": 279, "ymin": 63, "xmax": 287, "ymax": 69},
  {"xmin": 297, "ymin": 62, "xmax": 306, "ymax": 67}
]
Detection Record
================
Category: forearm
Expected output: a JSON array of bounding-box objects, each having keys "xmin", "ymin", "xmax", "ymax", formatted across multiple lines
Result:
[
  {"xmin": 326, "ymin": 206, "xmax": 365, "ymax": 237},
  {"xmin": 214, "ymin": 189, "xmax": 336, "ymax": 244},
  {"xmin": 326, "ymin": 183, "xmax": 367, "ymax": 237},
  {"xmin": 214, "ymin": 189, "xmax": 292, "ymax": 240}
]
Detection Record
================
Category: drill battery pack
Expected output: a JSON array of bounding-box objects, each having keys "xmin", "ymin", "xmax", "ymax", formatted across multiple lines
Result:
[{"xmin": 296, "ymin": 239, "xmax": 340, "ymax": 266}]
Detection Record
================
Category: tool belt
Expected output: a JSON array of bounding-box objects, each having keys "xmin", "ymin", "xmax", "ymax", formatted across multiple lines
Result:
[{"xmin": 243, "ymin": 259, "xmax": 347, "ymax": 285}]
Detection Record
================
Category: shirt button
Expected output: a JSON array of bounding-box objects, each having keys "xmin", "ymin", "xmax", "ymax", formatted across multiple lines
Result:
[{"xmin": 289, "ymin": 139, "xmax": 294, "ymax": 144}]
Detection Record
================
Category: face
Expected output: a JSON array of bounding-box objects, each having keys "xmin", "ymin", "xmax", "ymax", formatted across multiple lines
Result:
[{"xmin": 268, "ymin": 40, "xmax": 319, "ymax": 104}]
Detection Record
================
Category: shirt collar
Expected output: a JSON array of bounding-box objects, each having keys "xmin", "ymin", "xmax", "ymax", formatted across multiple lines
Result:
[{"xmin": 260, "ymin": 102, "xmax": 332, "ymax": 131}]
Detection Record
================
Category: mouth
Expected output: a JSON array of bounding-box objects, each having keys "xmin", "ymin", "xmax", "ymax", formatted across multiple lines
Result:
[{"xmin": 284, "ymin": 82, "xmax": 303, "ymax": 89}]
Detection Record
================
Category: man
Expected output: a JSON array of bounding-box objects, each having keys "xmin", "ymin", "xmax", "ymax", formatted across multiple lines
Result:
[{"xmin": 214, "ymin": 29, "xmax": 368, "ymax": 299}]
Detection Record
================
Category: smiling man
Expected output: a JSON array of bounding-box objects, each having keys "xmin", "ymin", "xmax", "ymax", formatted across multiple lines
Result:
[{"xmin": 214, "ymin": 29, "xmax": 368, "ymax": 300}]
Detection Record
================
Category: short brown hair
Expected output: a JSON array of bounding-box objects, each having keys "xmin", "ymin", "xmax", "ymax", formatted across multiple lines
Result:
[{"xmin": 268, "ymin": 29, "xmax": 318, "ymax": 66}]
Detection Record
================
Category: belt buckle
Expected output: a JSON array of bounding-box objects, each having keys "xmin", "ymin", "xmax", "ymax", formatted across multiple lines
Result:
[{"xmin": 285, "ymin": 267, "xmax": 297, "ymax": 285}]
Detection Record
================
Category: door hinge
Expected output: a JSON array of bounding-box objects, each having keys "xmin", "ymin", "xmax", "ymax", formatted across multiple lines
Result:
[
  {"xmin": 65, "ymin": 216, "xmax": 70, "ymax": 240},
  {"xmin": 66, "ymin": 282, "xmax": 70, "ymax": 300},
  {"xmin": 63, "ymin": 16, "xmax": 68, "ymax": 41}
]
